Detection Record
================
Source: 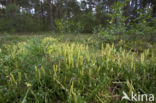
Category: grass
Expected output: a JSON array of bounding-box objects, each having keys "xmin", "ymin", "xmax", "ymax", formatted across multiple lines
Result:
[{"xmin": 0, "ymin": 33, "xmax": 155, "ymax": 103}]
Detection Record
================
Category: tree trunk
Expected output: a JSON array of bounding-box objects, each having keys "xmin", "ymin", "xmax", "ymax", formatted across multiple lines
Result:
[
  {"xmin": 65, "ymin": 0, "xmax": 68, "ymax": 19},
  {"xmin": 151, "ymin": 0, "xmax": 156, "ymax": 17},
  {"xmin": 49, "ymin": 0, "xmax": 53, "ymax": 31},
  {"xmin": 88, "ymin": 0, "xmax": 92, "ymax": 11}
]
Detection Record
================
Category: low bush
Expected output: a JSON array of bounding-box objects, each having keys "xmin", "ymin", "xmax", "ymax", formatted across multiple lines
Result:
[{"xmin": 55, "ymin": 19, "xmax": 84, "ymax": 33}]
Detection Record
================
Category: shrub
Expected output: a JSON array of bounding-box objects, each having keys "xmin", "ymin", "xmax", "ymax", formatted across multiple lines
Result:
[
  {"xmin": 126, "ymin": 8, "xmax": 156, "ymax": 42},
  {"xmin": 55, "ymin": 19, "xmax": 84, "ymax": 33},
  {"xmin": 93, "ymin": 25, "xmax": 105, "ymax": 35},
  {"xmin": 78, "ymin": 13, "xmax": 97, "ymax": 33}
]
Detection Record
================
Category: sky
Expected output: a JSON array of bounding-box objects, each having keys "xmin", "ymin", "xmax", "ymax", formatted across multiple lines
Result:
[
  {"xmin": 77, "ymin": 0, "xmax": 81, "ymax": 2},
  {"xmin": 0, "ymin": 0, "xmax": 82, "ymax": 9}
]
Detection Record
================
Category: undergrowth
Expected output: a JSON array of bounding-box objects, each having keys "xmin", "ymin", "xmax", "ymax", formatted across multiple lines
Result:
[{"xmin": 0, "ymin": 35, "xmax": 155, "ymax": 103}]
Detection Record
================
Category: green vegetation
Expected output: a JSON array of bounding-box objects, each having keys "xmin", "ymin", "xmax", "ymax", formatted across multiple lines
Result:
[
  {"xmin": 0, "ymin": 0, "xmax": 156, "ymax": 102},
  {"xmin": 0, "ymin": 34, "xmax": 155, "ymax": 103},
  {"xmin": 0, "ymin": 0, "xmax": 156, "ymax": 34}
]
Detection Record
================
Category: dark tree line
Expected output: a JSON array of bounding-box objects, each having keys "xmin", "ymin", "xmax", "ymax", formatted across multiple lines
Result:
[{"xmin": 0, "ymin": 0, "xmax": 155, "ymax": 32}]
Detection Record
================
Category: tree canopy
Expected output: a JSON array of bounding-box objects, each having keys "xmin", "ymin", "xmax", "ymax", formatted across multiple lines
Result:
[{"xmin": 0, "ymin": 0, "xmax": 155, "ymax": 32}]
